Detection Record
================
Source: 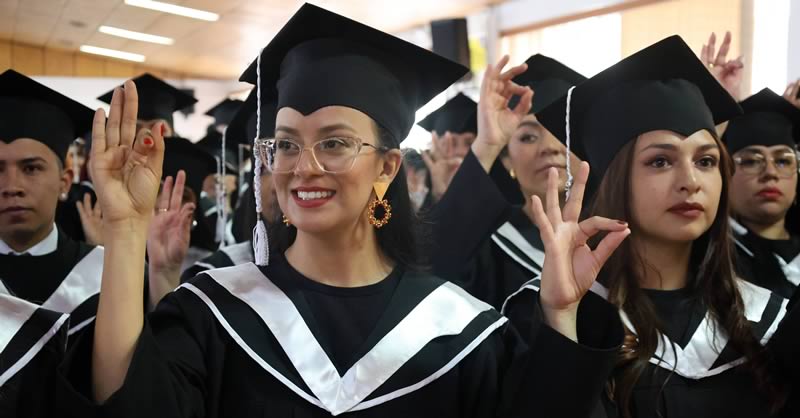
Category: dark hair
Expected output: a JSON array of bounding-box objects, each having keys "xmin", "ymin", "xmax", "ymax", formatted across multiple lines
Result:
[
  {"xmin": 270, "ymin": 123, "xmax": 429, "ymax": 269},
  {"xmin": 589, "ymin": 135, "xmax": 786, "ymax": 417}
]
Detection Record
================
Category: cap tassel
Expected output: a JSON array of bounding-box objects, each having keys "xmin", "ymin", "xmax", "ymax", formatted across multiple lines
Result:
[
  {"xmin": 564, "ymin": 86, "xmax": 576, "ymax": 200},
  {"xmin": 252, "ymin": 48, "xmax": 269, "ymax": 266}
]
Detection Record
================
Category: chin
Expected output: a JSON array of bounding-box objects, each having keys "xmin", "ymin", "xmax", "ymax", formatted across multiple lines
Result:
[{"xmin": 657, "ymin": 224, "xmax": 709, "ymax": 243}]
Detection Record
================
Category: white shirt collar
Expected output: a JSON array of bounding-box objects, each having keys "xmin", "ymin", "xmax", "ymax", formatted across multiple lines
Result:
[{"xmin": 0, "ymin": 224, "xmax": 59, "ymax": 256}]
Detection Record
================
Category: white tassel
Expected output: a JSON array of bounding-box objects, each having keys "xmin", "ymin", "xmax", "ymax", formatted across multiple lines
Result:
[
  {"xmin": 564, "ymin": 86, "xmax": 576, "ymax": 200},
  {"xmin": 252, "ymin": 48, "xmax": 269, "ymax": 266}
]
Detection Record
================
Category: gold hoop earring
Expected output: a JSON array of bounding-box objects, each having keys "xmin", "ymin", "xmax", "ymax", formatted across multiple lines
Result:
[{"xmin": 368, "ymin": 182, "xmax": 392, "ymax": 229}]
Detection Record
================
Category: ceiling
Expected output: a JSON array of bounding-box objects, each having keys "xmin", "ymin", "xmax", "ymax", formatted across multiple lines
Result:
[{"xmin": 0, "ymin": 0, "xmax": 500, "ymax": 79}]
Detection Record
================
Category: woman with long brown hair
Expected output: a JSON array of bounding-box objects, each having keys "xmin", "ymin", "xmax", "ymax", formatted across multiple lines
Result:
[{"xmin": 510, "ymin": 35, "xmax": 800, "ymax": 417}]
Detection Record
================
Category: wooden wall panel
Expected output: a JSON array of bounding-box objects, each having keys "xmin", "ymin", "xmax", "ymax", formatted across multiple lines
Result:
[
  {"xmin": 0, "ymin": 40, "xmax": 11, "ymax": 71},
  {"xmin": 44, "ymin": 49, "xmax": 75, "ymax": 76},
  {"xmin": 74, "ymin": 54, "xmax": 105, "ymax": 77},
  {"xmin": 104, "ymin": 60, "xmax": 135, "ymax": 77},
  {"xmin": 12, "ymin": 43, "xmax": 44, "ymax": 74}
]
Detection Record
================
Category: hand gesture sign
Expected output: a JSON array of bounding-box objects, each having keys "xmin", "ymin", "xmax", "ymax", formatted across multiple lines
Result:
[
  {"xmin": 477, "ymin": 55, "xmax": 533, "ymax": 148},
  {"xmin": 147, "ymin": 171, "xmax": 194, "ymax": 273},
  {"xmin": 701, "ymin": 31, "xmax": 744, "ymax": 101},
  {"xmin": 783, "ymin": 79, "xmax": 800, "ymax": 110},
  {"xmin": 530, "ymin": 162, "xmax": 630, "ymax": 340},
  {"xmin": 76, "ymin": 192, "xmax": 104, "ymax": 246},
  {"xmin": 89, "ymin": 81, "xmax": 165, "ymax": 229},
  {"xmin": 422, "ymin": 132, "xmax": 463, "ymax": 201}
]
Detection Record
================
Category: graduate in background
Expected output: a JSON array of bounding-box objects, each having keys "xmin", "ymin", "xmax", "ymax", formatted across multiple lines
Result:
[
  {"xmin": 0, "ymin": 294, "xmax": 69, "ymax": 418},
  {"xmin": 430, "ymin": 54, "xmax": 586, "ymax": 311},
  {"xmin": 0, "ymin": 69, "xmax": 103, "ymax": 341},
  {"xmin": 180, "ymin": 89, "xmax": 278, "ymax": 282},
  {"xmin": 57, "ymin": 5, "xmax": 624, "ymax": 417},
  {"xmin": 515, "ymin": 35, "xmax": 800, "ymax": 418},
  {"xmin": 724, "ymin": 88, "xmax": 800, "ymax": 299}
]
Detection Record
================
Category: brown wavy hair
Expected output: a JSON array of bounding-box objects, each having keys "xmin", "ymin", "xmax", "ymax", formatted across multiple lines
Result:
[{"xmin": 587, "ymin": 135, "xmax": 786, "ymax": 417}]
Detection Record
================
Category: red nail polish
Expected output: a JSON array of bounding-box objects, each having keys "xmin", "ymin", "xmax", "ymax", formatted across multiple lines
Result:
[{"xmin": 143, "ymin": 137, "xmax": 153, "ymax": 146}]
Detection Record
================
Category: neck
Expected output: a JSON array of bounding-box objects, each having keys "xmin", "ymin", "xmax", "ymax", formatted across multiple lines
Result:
[
  {"xmin": 2, "ymin": 222, "xmax": 54, "ymax": 253},
  {"xmin": 285, "ymin": 220, "xmax": 393, "ymax": 288},
  {"xmin": 740, "ymin": 217, "xmax": 790, "ymax": 240},
  {"xmin": 634, "ymin": 235, "xmax": 692, "ymax": 290}
]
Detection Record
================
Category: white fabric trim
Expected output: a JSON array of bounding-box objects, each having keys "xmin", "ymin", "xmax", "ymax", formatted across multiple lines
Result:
[
  {"xmin": 0, "ymin": 280, "xmax": 8, "ymax": 296},
  {"xmin": 193, "ymin": 262, "xmax": 216, "ymax": 271},
  {"xmin": 492, "ymin": 222, "xmax": 545, "ymax": 275},
  {"xmin": 0, "ymin": 296, "xmax": 69, "ymax": 387},
  {"xmin": 219, "ymin": 241, "xmax": 254, "ymax": 266},
  {"xmin": 198, "ymin": 264, "xmax": 498, "ymax": 415},
  {"xmin": 67, "ymin": 316, "xmax": 96, "ymax": 336},
  {"xmin": 500, "ymin": 278, "xmax": 539, "ymax": 315},
  {"xmin": 0, "ymin": 224, "xmax": 58, "ymax": 255},
  {"xmin": 777, "ymin": 252, "xmax": 800, "ymax": 287},
  {"xmin": 41, "ymin": 247, "xmax": 103, "ymax": 322}
]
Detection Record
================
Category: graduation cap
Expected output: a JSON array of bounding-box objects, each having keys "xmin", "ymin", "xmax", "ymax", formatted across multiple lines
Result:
[
  {"xmin": 723, "ymin": 88, "xmax": 800, "ymax": 155},
  {"xmin": 162, "ymin": 136, "xmax": 218, "ymax": 200},
  {"xmin": 97, "ymin": 73, "xmax": 197, "ymax": 127},
  {"xmin": 239, "ymin": 3, "xmax": 468, "ymax": 145},
  {"xmin": 205, "ymin": 98, "xmax": 244, "ymax": 127},
  {"xmin": 0, "ymin": 69, "xmax": 94, "ymax": 161},
  {"xmin": 509, "ymin": 54, "xmax": 587, "ymax": 114},
  {"xmin": 417, "ymin": 93, "xmax": 477, "ymax": 135},
  {"xmin": 536, "ymin": 35, "xmax": 742, "ymax": 186}
]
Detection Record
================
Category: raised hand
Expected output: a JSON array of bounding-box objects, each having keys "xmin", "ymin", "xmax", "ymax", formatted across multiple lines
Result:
[
  {"xmin": 701, "ymin": 31, "xmax": 744, "ymax": 101},
  {"xmin": 89, "ymin": 80, "xmax": 165, "ymax": 228},
  {"xmin": 422, "ymin": 132, "xmax": 463, "ymax": 201},
  {"xmin": 530, "ymin": 162, "xmax": 630, "ymax": 341},
  {"xmin": 147, "ymin": 171, "xmax": 194, "ymax": 306},
  {"xmin": 473, "ymin": 55, "xmax": 532, "ymax": 172},
  {"xmin": 783, "ymin": 79, "xmax": 800, "ymax": 109},
  {"xmin": 76, "ymin": 192, "xmax": 104, "ymax": 246}
]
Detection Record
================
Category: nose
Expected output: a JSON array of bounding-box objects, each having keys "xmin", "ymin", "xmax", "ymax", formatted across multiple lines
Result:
[
  {"xmin": 292, "ymin": 147, "xmax": 324, "ymax": 177},
  {"xmin": 538, "ymin": 135, "xmax": 563, "ymax": 158},
  {"xmin": 676, "ymin": 161, "xmax": 701, "ymax": 195},
  {"xmin": 0, "ymin": 168, "xmax": 25, "ymax": 199},
  {"xmin": 759, "ymin": 157, "xmax": 780, "ymax": 181}
]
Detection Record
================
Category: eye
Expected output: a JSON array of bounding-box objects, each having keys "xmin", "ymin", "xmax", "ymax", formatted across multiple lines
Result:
[
  {"xmin": 775, "ymin": 156, "xmax": 795, "ymax": 168},
  {"xmin": 737, "ymin": 156, "xmax": 761, "ymax": 168},
  {"xmin": 647, "ymin": 156, "xmax": 671, "ymax": 169},
  {"xmin": 696, "ymin": 156, "xmax": 718, "ymax": 168},
  {"xmin": 518, "ymin": 134, "xmax": 539, "ymax": 144},
  {"xmin": 319, "ymin": 137, "xmax": 350, "ymax": 150},
  {"xmin": 275, "ymin": 139, "xmax": 299, "ymax": 153},
  {"xmin": 22, "ymin": 164, "xmax": 43, "ymax": 174}
]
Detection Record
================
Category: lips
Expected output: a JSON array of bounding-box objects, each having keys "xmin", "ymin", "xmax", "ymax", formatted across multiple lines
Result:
[
  {"xmin": 0, "ymin": 206, "xmax": 31, "ymax": 215},
  {"xmin": 291, "ymin": 187, "xmax": 336, "ymax": 209},
  {"xmin": 667, "ymin": 202, "xmax": 705, "ymax": 219},
  {"xmin": 535, "ymin": 163, "xmax": 567, "ymax": 174},
  {"xmin": 756, "ymin": 187, "xmax": 783, "ymax": 200}
]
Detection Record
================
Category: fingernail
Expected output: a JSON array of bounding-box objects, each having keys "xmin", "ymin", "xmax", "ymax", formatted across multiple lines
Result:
[
  {"xmin": 143, "ymin": 137, "xmax": 153, "ymax": 146},
  {"xmin": 160, "ymin": 123, "xmax": 166, "ymax": 136},
  {"xmin": 617, "ymin": 220, "xmax": 628, "ymax": 225}
]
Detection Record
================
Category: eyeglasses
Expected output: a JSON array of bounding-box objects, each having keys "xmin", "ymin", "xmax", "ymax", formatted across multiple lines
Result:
[
  {"xmin": 255, "ymin": 137, "xmax": 388, "ymax": 174},
  {"xmin": 733, "ymin": 150, "xmax": 799, "ymax": 178}
]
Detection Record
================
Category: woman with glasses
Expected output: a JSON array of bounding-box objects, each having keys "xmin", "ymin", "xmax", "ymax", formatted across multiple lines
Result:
[
  {"xmin": 724, "ymin": 88, "xmax": 800, "ymax": 299},
  {"xmin": 56, "ymin": 5, "xmax": 624, "ymax": 418}
]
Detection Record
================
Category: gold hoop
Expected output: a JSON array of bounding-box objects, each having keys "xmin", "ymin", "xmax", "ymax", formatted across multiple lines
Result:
[{"xmin": 367, "ymin": 198, "xmax": 392, "ymax": 228}]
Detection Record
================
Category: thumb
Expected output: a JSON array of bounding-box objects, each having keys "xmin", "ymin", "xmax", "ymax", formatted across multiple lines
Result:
[{"xmin": 131, "ymin": 122, "xmax": 165, "ymax": 179}]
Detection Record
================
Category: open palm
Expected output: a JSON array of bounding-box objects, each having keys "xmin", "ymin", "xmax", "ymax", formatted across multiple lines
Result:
[
  {"xmin": 89, "ymin": 81, "xmax": 165, "ymax": 226},
  {"xmin": 147, "ymin": 171, "xmax": 194, "ymax": 272}
]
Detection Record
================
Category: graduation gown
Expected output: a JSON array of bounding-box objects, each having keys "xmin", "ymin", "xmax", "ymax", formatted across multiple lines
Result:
[
  {"xmin": 506, "ymin": 274, "xmax": 800, "ymax": 418},
  {"xmin": 57, "ymin": 253, "xmax": 623, "ymax": 418},
  {"xmin": 732, "ymin": 219, "xmax": 800, "ymax": 299},
  {"xmin": 180, "ymin": 240, "xmax": 254, "ymax": 283},
  {"xmin": 0, "ymin": 294, "xmax": 69, "ymax": 418},
  {"xmin": 431, "ymin": 150, "xmax": 544, "ymax": 311},
  {"xmin": 0, "ymin": 226, "xmax": 103, "ymax": 339},
  {"xmin": 55, "ymin": 181, "xmax": 97, "ymax": 243}
]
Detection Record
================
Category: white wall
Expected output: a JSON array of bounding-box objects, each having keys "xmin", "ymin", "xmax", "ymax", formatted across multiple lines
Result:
[
  {"xmin": 788, "ymin": 0, "xmax": 800, "ymax": 82},
  {"xmin": 32, "ymin": 76, "xmax": 248, "ymax": 141}
]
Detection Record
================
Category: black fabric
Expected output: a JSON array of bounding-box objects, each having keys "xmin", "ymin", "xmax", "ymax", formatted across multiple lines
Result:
[
  {"xmin": 97, "ymin": 73, "xmax": 197, "ymax": 126},
  {"xmin": 162, "ymin": 136, "xmax": 217, "ymax": 200},
  {"xmin": 508, "ymin": 54, "xmax": 587, "ymax": 113},
  {"xmin": 239, "ymin": 3, "xmax": 468, "ymax": 144},
  {"xmin": 723, "ymin": 88, "xmax": 800, "ymax": 154},
  {"xmin": 205, "ymin": 98, "xmax": 243, "ymax": 126},
  {"xmin": 417, "ymin": 93, "xmax": 477, "ymax": 135},
  {"xmin": 56, "ymin": 256, "xmax": 622, "ymax": 418},
  {"xmin": 734, "ymin": 230, "xmax": 799, "ymax": 299},
  {"xmin": 180, "ymin": 247, "xmax": 236, "ymax": 284},
  {"xmin": 0, "ymin": 69, "xmax": 94, "ymax": 160},
  {"xmin": 643, "ymin": 287, "xmax": 704, "ymax": 348},
  {"xmin": 0, "ymin": 303, "xmax": 68, "ymax": 418},
  {"xmin": 536, "ymin": 35, "xmax": 742, "ymax": 184},
  {"xmin": 55, "ymin": 182, "xmax": 96, "ymax": 243}
]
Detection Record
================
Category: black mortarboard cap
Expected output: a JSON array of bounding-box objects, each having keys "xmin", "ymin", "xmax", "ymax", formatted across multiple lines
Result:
[
  {"xmin": 510, "ymin": 54, "xmax": 587, "ymax": 113},
  {"xmin": 723, "ymin": 88, "xmax": 800, "ymax": 155},
  {"xmin": 239, "ymin": 3, "xmax": 468, "ymax": 145},
  {"xmin": 418, "ymin": 93, "xmax": 477, "ymax": 135},
  {"xmin": 226, "ymin": 88, "xmax": 277, "ymax": 148},
  {"xmin": 162, "ymin": 136, "xmax": 218, "ymax": 199},
  {"xmin": 205, "ymin": 98, "xmax": 244, "ymax": 126},
  {"xmin": 0, "ymin": 69, "xmax": 94, "ymax": 161},
  {"xmin": 97, "ymin": 73, "xmax": 197, "ymax": 126},
  {"xmin": 537, "ymin": 35, "xmax": 742, "ymax": 184}
]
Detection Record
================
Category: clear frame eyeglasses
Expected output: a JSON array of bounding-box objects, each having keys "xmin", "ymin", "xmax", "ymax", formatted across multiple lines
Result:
[
  {"xmin": 255, "ymin": 136, "xmax": 388, "ymax": 174},
  {"xmin": 733, "ymin": 150, "xmax": 799, "ymax": 178}
]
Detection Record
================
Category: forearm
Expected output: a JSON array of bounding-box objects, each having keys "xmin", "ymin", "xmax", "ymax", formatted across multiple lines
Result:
[
  {"xmin": 148, "ymin": 265, "xmax": 182, "ymax": 309},
  {"xmin": 92, "ymin": 219, "xmax": 149, "ymax": 403},
  {"xmin": 471, "ymin": 138, "xmax": 505, "ymax": 174},
  {"xmin": 541, "ymin": 305, "xmax": 578, "ymax": 342}
]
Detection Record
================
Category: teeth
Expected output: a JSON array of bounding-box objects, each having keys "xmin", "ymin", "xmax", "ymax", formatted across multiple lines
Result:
[{"xmin": 297, "ymin": 191, "xmax": 333, "ymax": 200}]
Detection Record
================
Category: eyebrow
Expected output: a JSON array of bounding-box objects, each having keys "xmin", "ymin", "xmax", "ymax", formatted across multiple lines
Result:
[
  {"xmin": 274, "ymin": 123, "xmax": 358, "ymax": 137},
  {"xmin": 518, "ymin": 121, "xmax": 542, "ymax": 130},
  {"xmin": 640, "ymin": 143, "xmax": 719, "ymax": 153}
]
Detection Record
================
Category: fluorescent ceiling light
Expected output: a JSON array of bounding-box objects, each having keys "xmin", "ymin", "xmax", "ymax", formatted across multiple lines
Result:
[
  {"xmin": 124, "ymin": 0, "xmax": 219, "ymax": 21},
  {"xmin": 99, "ymin": 25, "xmax": 174, "ymax": 45},
  {"xmin": 79, "ymin": 45, "xmax": 146, "ymax": 62}
]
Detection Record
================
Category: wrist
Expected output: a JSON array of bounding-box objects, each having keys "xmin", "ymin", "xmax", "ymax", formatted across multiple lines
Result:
[
  {"xmin": 103, "ymin": 219, "xmax": 150, "ymax": 240},
  {"xmin": 471, "ymin": 139, "xmax": 504, "ymax": 173},
  {"xmin": 541, "ymin": 303, "xmax": 579, "ymax": 342}
]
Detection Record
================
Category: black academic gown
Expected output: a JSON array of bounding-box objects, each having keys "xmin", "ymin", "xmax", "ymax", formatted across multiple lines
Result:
[
  {"xmin": 506, "ymin": 274, "xmax": 800, "ymax": 418},
  {"xmin": 0, "ymin": 227, "xmax": 103, "ymax": 342},
  {"xmin": 0, "ymin": 295, "xmax": 69, "ymax": 418},
  {"xmin": 57, "ymin": 252, "xmax": 622, "ymax": 418},
  {"xmin": 431, "ymin": 150, "xmax": 544, "ymax": 311},
  {"xmin": 55, "ymin": 181, "xmax": 96, "ymax": 243},
  {"xmin": 180, "ymin": 240, "xmax": 254, "ymax": 283},
  {"xmin": 732, "ymin": 220, "xmax": 800, "ymax": 300}
]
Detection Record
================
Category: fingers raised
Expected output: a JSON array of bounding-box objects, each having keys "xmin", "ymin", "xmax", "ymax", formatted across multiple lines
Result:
[
  {"xmin": 170, "ymin": 170, "xmax": 186, "ymax": 211},
  {"xmin": 120, "ymin": 80, "xmax": 139, "ymax": 148},
  {"xmin": 563, "ymin": 161, "xmax": 589, "ymax": 221},
  {"xmin": 530, "ymin": 195, "xmax": 555, "ymax": 244},
  {"xmin": 91, "ymin": 109, "xmax": 107, "ymax": 155},
  {"xmin": 545, "ymin": 167, "xmax": 563, "ymax": 225},
  {"xmin": 577, "ymin": 216, "xmax": 628, "ymax": 241},
  {"xmin": 714, "ymin": 31, "xmax": 732, "ymax": 66},
  {"xmin": 157, "ymin": 176, "xmax": 173, "ymax": 212},
  {"xmin": 106, "ymin": 88, "xmax": 123, "ymax": 148}
]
